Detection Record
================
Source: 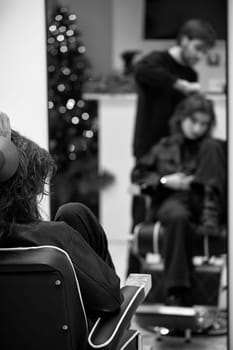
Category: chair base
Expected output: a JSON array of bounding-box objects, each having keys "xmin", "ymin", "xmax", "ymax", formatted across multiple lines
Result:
[
  {"xmin": 135, "ymin": 303, "xmax": 226, "ymax": 342},
  {"xmin": 133, "ymin": 254, "xmax": 226, "ymax": 342},
  {"xmin": 135, "ymin": 304, "xmax": 197, "ymax": 342}
]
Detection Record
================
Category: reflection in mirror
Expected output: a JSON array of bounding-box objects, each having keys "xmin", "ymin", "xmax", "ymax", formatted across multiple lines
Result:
[{"xmin": 46, "ymin": 0, "xmax": 228, "ymax": 348}]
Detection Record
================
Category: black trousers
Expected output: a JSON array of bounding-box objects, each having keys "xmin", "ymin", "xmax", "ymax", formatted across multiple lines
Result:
[
  {"xmin": 54, "ymin": 202, "xmax": 116, "ymax": 271},
  {"xmin": 157, "ymin": 195, "xmax": 195, "ymax": 291}
]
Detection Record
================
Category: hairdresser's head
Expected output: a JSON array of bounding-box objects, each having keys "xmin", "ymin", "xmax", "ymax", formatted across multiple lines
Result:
[
  {"xmin": 0, "ymin": 115, "xmax": 56, "ymax": 224},
  {"xmin": 177, "ymin": 19, "xmax": 216, "ymax": 67},
  {"xmin": 170, "ymin": 92, "xmax": 216, "ymax": 140}
]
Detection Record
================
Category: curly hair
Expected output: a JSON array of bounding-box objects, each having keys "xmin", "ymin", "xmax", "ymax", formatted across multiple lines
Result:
[
  {"xmin": 0, "ymin": 130, "xmax": 57, "ymax": 231},
  {"xmin": 169, "ymin": 92, "xmax": 216, "ymax": 137}
]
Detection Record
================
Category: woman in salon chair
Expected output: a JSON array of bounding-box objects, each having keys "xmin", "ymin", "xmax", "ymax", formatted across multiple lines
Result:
[
  {"xmin": 0, "ymin": 112, "xmax": 123, "ymax": 325},
  {"xmin": 131, "ymin": 92, "xmax": 226, "ymax": 306}
]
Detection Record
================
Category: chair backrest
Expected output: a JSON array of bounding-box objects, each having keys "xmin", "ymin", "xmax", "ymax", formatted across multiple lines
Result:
[{"xmin": 0, "ymin": 245, "xmax": 88, "ymax": 350}]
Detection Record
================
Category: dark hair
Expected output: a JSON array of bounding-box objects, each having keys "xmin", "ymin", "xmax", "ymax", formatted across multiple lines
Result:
[
  {"xmin": 177, "ymin": 19, "xmax": 216, "ymax": 48},
  {"xmin": 0, "ymin": 130, "xmax": 57, "ymax": 229},
  {"xmin": 169, "ymin": 92, "xmax": 216, "ymax": 136}
]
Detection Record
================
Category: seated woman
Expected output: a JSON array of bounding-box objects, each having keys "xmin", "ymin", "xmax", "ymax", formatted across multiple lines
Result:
[
  {"xmin": 0, "ymin": 112, "xmax": 123, "ymax": 324},
  {"xmin": 131, "ymin": 92, "xmax": 226, "ymax": 306}
]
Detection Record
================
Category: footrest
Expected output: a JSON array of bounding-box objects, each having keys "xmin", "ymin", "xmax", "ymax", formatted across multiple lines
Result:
[
  {"xmin": 135, "ymin": 304, "xmax": 197, "ymax": 331},
  {"xmin": 141, "ymin": 260, "xmax": 223, "ymax": 305}
]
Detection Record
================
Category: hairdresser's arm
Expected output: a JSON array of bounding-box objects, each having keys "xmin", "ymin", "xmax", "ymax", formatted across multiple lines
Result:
[
  {"xmin": 161, "ymin": 173, "xmax": 194, "ymax": 191},
  {"xmin": 174, "ymin": 79, "xmax": 201, "ymax": 95}
]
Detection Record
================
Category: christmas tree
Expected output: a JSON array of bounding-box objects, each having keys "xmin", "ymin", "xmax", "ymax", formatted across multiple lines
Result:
[{"xmin": 47, "ymin": 6, "xmax": 100, "ymax": 218}]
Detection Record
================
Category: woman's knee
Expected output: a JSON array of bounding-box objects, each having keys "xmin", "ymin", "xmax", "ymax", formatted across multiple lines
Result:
[
  {"xmin": 166, "ymin": 208, "xmax": 189, "ymax": 223},
  {"xmin": 158, "ymin": 202, "xmax": 189, "ymax": 224}
]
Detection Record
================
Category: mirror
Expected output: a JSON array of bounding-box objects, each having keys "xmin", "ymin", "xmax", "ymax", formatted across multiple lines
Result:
[{"xmin": 46, "ymin": 0, "xmax": 228, "ymax": 347}]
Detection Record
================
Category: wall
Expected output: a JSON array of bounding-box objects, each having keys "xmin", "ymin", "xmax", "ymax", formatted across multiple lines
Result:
[
  {"xmin": 50, "ymin": 0, "xmax": 113, "ymax": 75},
  {"xmin": 112, "ymin": 0, "xmax": 226, "ymax": 92},
  {"xmin": 46, "ymin": 0, "xmax": 226, "ymax": 90},
  {"xmin": 59, "ymin": 0, "xmax": 226, "ymax": 90},
  {"xmin": 0, "ymin": 0, "xmax": 49, "ymax": 218}
]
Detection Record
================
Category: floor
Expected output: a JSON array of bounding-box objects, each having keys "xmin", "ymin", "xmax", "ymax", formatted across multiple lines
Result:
[
  {"xmin": 108, "ymin": 240, "xmax": 228, "ymax": 350},
  {"xmin": 131, "ymin": 317, "xmax": 227, "ymax": 350}
]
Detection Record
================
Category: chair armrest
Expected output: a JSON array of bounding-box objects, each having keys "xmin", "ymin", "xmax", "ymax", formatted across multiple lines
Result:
[{"xmin": 88, "ymin": 274, "xmax": 151, "ymax": 349}]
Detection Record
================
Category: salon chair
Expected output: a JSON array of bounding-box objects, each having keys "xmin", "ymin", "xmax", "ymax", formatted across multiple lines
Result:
[
  {"xmin": 128, "ymin": 185, "xmax": 227, "ymax": 341},
  {"xmin": 0, "ymin": 245, "xmax": 152, "ymax": 350}
]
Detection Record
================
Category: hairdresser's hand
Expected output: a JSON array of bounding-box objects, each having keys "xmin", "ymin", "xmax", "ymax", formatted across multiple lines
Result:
[
  {"xmin": 162, "ymin": 173, "xmax": 194, "ymax": 191},
  {"xmin": 174, "ymin": 79, "xmax": 201, "ymax": 95},
  {"xmin": 0, "ymin": 111, "xmax": 11, "ymax": 140}
]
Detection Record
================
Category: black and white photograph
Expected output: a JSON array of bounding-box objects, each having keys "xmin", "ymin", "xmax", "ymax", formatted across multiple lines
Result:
[{"xmin": 0, "ymin": 1, "xmax": 230, "ymax": 349}]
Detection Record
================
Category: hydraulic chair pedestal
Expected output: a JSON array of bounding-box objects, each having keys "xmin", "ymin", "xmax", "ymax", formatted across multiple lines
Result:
[
  {"xmin": 130, "ymin": 222, "xmax": 226, "ymax": 342},
  {"xmin": 136, "ymin": 303, "xmax": 197, "ymax": 342}
]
